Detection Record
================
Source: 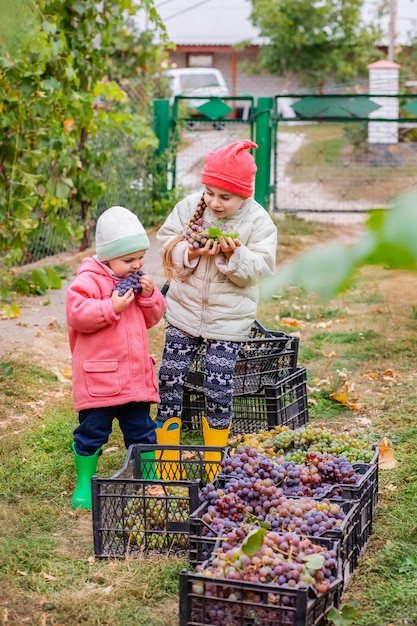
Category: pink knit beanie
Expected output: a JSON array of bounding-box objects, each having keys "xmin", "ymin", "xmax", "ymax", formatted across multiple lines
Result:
[{"xmin": 201, "ymin": 140, "xmax": 258, "ymax": 197}]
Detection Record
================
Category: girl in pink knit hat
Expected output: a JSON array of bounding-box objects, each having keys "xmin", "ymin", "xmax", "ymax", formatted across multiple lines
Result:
[{"xmin": 155, "ymin": 141, "xmax": 277, "ymax": 469}]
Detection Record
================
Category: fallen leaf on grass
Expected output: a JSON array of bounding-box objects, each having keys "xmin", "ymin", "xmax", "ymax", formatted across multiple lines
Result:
[
  {"xmin": 363, "ymin": 372, "xmax": 379, "ymax": 380},
  {"xmin": 329, "ymin": 380, "xmax": 363, "ymax": 411},
  {"xmin": 51, "ymin": 367, "xmax": 72, "ymax": 383},
  {"xmin": 16, "ymin": 570, "xmax": 28, "ymax": 576},
  {"xmin": 385, "ymin": 484, "xmax": 398, "ymax": 492},
  {"xmin": 43, "ymin": 572, "xmax": 57, "ymax": 581},
  {"xmin": 375, "ymin": 437, "xmax": 397, "ymax": 469},
  {"xmin": 382, "ymin": 369, "xmax": 400, "ymax": 383},
  {"xmin": 321, "ymin": 350, "xmax": 337, "ymax": 358},
  {"xmin": 279, "ymin": 317, "xmax": 304, "ymax": 328},
  {"xmin": 316, "ymin": 321, "xmax": 332, "ymax": 328},
  {"xmin": 308, "ymin": 397, "xmax": 318, "ymax": 405}
]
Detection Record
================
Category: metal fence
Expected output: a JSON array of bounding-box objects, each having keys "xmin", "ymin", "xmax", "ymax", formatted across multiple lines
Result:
[{"xmin": 272, "ymin": 94, "xmax": 417, "ymax": 223}]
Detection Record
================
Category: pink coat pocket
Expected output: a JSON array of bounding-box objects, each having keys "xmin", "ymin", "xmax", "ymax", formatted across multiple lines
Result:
[{"xmin": 83, "ymin": 361, "xmax": 121, "ymax": 397}]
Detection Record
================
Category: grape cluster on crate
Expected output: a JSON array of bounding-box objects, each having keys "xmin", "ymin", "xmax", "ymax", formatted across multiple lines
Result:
[
  {"xmin": 184, "ymin": 217, "xmax": 239, "ymax": 249},
  {"xmin": 194, "ymin": 529, "xmax": 338, "ymax": 593},
  {"xmin": 112, "ymin": 269, "xmax": 145, "ymax": 295},
  {"xmin": 237, "ymin": 424, "xmax": 375, "ymax": 465}
]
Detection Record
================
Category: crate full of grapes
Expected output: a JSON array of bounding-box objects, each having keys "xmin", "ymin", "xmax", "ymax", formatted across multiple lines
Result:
[
  {"xmin": 108, "ymin": 443, "xmax": 229, "ymax": 486},
  {"xmin": 182, "ymin": 367, "xmax": 309, "ymax": 436},
  {"xmin": 180, "ymin": 532, "xmax": 343, "ymax": 626},
  {"xmin": 92, "ymin": 477, "xmax": 200, "ymax": 559},
  {"xmin": 185, "ymin": 319, "xmax": 299, "ymax": 396},
  {"xmin": 232, "ymin": 424, "xmax": 379, "ymax": 552},
  {"xmin": 189, "ymin": 495, "xmax": 360, "ymax": 587},
  {"xmin": 211, "ymin": 445, "xmax": 377, "ymax": 566}
]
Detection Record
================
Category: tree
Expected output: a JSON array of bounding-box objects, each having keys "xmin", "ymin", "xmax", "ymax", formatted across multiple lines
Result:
[
  {"xmin": 248, "ymin": 0, "xmax": 383, "ymax": 86},
  {"xmin": 0, "ymin": 0, "xmax": 168, "ymax": 265}
]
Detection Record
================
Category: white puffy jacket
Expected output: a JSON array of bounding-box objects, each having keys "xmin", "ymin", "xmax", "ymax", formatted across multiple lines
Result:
[{"xmin": 156, "ymin": 191, "xmax": 277, "ymax": 341}]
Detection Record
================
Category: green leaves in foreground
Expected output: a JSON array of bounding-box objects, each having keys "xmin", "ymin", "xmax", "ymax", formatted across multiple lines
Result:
[
  {"xmin": 261, "ymin": 190, "xmax": 417, "ymax": 301},
  {"xmin": 327, "ymin": 602, "xmax": 360, "ymax": 625}
]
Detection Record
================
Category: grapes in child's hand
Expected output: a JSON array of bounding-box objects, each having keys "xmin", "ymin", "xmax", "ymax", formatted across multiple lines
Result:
[
  {"xmin": 112, "ymin": 270, "xmax": 145, "ymax": 295},
  {"xmin": 184, "ymin": 217, "xmax": 239, "ymax": 249}
]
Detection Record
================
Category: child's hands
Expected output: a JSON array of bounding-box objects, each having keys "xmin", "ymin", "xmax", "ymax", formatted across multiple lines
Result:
[
  {"xmin": 111, "ymin": 289, "xmax": 135, "ymax": 313},
  {"xmin": 188, "ymin": 239, "xmax": 221, "ymax": 259},
  {"xmin": 138, "ymin": 273, "xmax": 154, "ymax": 298},
  {"xmin": 218, "ymin": 236, "xmax": 241, "ymax": 260},
  {"xmin": 188, "ymin": 237, "xmax": 241, "ymax": 261}
]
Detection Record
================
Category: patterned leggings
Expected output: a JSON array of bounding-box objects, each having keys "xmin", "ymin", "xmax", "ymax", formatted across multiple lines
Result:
[{"xmin": 157, "ymin": 325, "xmax": 240, "ymax": 430}]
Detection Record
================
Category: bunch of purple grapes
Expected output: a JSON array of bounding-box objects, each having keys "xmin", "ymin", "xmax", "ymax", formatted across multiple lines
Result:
[
  {"xmin": 305, "ymin": 451, "xmax": 359, "ymax": 485},
  {"xmin": 200, "ymin": 481, "xmax": 346, "ymax": 539},
  {"xmin": 219, "ymin": 446, "xmax": 359, "ymax": 498},
  {"xmin": 112, "ymin": 270, "xmax": 145, "ymax": 295}
]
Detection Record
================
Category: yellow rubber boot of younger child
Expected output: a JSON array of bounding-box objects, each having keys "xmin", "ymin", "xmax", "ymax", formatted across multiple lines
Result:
[
  {"xmin": 155, "ymin": 417, "xmax": 185, "ymax": 480},
  {"xmin": 202, "ymin": 416, "xmax": 231, "ymax": 481}
]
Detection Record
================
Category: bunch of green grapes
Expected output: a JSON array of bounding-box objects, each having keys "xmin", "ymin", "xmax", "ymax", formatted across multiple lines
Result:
[
  {"xmin": 235, "ymin": 425, "xmax": 374, "ymax": 464},
  {"xmin": 122, "ymin": 486, "xmax": 190, "ymax": 547}
]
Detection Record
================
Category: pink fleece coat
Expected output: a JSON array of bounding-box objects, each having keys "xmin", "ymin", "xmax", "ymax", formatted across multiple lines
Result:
[{"xmin": 66, "ymin": 257, "xmax": 166, "ymax": 412}]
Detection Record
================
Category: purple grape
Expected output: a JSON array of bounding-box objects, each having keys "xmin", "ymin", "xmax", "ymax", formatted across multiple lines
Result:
[{"xmin": 112, "ymin": 270, "xmax": 145, "ymax": 295}]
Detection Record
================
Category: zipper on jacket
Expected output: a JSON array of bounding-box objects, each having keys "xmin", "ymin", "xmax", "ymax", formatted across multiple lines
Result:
[{"xmin": 198, "ymin": 256, "xmax": 213, "ymax": 336}]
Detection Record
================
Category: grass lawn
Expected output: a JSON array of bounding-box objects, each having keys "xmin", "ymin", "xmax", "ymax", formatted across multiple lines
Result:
[{"xmin": 0, "ymin": 215, "xmax": 416, "ymax": 625}]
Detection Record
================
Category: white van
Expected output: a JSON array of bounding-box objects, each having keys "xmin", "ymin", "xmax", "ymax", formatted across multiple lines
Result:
[
  {"xmin": 165, "ymin": 67, "xmax": 230, "ymax": 108},
  {"xmin": 164, "ymin": 67, "xmax": 252, "ymax": 122}
]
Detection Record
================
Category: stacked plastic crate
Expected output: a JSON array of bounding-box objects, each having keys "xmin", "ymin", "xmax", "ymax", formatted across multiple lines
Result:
[{"xmin": 182, "ymin": 319, "xmax": 307, "ymax": 436}]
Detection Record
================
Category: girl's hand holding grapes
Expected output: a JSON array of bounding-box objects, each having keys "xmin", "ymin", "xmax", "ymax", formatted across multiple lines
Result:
[
  {"xmin": 218, "ymin": 235, "xmax": 241, "ymax": 260},
  {"xmin": 187, "ymin": 238, "xmax": 221, "ymax": 260}
]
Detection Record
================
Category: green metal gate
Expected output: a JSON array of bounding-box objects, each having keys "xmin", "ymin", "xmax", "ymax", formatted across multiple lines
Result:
[{"xmin": 153, "ymin": 95, "xmax": 274, "ymax": 210}]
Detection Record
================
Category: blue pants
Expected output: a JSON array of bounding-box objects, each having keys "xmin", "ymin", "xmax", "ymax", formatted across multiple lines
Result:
[
  {"xmin": 157, "ymin": 325, "xmax": 240, "ymax": 429},
  {"xmin": 73, "ymin": 401, "xmax": 156, "ymax": 456}
]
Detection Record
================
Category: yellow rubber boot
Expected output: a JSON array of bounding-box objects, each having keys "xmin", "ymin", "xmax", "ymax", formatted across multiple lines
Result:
[
  {"xmin": 202, "ymin": 416, "xmax": 231, "ymax": 482},
  {"xmin": 155, "ymin": 417, "xmax": 185, "ymax": 480}
]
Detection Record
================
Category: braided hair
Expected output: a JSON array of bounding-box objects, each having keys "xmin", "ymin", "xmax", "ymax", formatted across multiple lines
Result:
[{"xmin": 162, "ymin": 194, "xmax": 207, "ymax": 283}]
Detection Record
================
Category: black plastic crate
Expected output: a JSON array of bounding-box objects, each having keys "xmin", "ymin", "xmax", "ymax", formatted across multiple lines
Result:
[
  {"xmin": 92, "ymin": 477, "xmax": 200, "ymax": 558},
  {"xmin": 112, "ymin": 443, "xmax": 228, "ymax": 485},
  {"xmin": 188, "ymin": 499, "xmax": 360, "ymax": 587},
  {"xmin": 180, "ymin": 538, "xmax": 342, "ymax": 626},
  {"xmin": 331, "ymin": 461, "xmax": 379, "ymax": 556},
  {"xmin": 185, "ymin": 320, "xmax": 299, "ymax": 396},
  {"xmin": 182, "ymin": 367, "xmax": 309, "ymax": 436}
]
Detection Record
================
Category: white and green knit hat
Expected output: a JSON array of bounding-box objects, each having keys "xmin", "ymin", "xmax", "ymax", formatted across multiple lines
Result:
[{"xmin": 95, "ymin": 206, "xmax": 150, "ymax": 262}]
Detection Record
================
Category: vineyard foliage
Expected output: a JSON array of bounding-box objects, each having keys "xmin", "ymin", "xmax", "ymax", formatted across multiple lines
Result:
[{"xmin": 0, "ymin": 0, "xmax": 168, "ymax": 266}]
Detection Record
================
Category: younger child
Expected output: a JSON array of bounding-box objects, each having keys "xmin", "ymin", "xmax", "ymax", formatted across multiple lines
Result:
[
  {"xmin": 155, "ymin": 140, "xmax": 277, "ymax": 463},
  {"xmin": 66, "ymin": 205, "xmax": 166, "ymax": 509}
]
